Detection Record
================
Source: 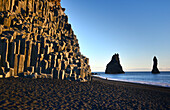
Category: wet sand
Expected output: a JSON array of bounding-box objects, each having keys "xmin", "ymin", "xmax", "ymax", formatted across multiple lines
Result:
[{"xmin": 0, "ymin": 77, "xmax": 170, "ymax": 109}]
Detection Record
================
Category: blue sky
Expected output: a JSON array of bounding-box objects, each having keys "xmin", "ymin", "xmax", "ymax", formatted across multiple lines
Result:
[{"xmin": 61, "ymin": 0, "xmax": 170, "ymax": 72}]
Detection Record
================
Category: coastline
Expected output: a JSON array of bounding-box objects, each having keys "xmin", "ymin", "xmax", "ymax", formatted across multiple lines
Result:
[
  {"xmin": 93, "ymin": 76, "xmax": 170, "ymax": 93},
  {"xmin": 93, "ymin": 71, "xmax": 170, "ymax": 88}
]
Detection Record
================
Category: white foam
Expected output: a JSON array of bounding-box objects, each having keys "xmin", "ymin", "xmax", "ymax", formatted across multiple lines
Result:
[{"xmin": 94, "ymin": 75, "xmax": 170, "ymax": 88}]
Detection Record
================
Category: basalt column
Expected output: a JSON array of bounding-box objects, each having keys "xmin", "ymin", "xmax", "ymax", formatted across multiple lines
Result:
[{"xmin": 0, "ymin": 0, "xmax": 91, "ymax": 81}]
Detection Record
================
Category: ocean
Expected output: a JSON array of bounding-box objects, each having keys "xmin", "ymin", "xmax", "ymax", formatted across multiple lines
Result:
[{"xmin": 93, "ymin": 72, "xmax": 170, "ymax": 88}]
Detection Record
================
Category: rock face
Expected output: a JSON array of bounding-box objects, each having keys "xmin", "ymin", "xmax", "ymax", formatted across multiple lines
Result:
[
  {"xmin": 0, "ymin": 0, "xmax": 91, "ymax": 81},
  {"xmin": 105, "ymin": 53, "xmax": 124, "ymax": 74},
  {"xmin": 151, "ymin": 56, "xmax": 160, "ymax": 74}
]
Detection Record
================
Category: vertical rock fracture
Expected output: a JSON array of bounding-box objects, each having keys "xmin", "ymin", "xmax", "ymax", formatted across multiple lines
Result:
[{"xmin": 0, "ymin": 0, "xmax": 91, "ymax": 81}]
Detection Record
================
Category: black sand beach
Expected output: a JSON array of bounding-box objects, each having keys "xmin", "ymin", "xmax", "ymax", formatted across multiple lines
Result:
[{"xmin": 0, "ymin": 77, "xmax": 170, "ymax": 109}]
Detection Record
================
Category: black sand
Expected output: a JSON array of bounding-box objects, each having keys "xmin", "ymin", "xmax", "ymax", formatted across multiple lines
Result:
[{"xmin": 0, "ymin": 77, "xmax": 170, "ymax": 109}]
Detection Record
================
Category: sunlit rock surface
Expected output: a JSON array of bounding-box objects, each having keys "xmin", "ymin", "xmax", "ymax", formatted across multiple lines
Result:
[{"xmin": 0, "ymin": 0, "xmax": 91, "ymax": 81}]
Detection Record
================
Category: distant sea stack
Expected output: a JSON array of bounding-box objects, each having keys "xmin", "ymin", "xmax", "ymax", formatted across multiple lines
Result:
[
  {"xmin": 151, "ymin": 56, "xmax": 160, "ymax": 74},
  {"xmin": 0, "ymin": 0, "xmax": 91, "ymax": 81},
  {"xmin": 105, "ymin": 53, "xmax": 124, "ymax": 74}
]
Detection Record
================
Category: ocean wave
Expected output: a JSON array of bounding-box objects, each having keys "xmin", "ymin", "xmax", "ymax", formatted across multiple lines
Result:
[{"xmin": 94, "ymin": 75, "xmax": 170, "ymax": 88}]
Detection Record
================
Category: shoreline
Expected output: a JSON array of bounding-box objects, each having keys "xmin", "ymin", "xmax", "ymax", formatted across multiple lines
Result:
[
  {"xmin": 92, "ymin": 71, "xmax": 170, "ymax": 88},
  {"xmin": 93, "ymin": 76, "xmax": 170, "ymax": 93}
]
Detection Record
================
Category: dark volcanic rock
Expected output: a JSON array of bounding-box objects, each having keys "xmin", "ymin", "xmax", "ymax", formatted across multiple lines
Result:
[
  {"xmin": 151, "ymin": 56, "xmax": 160, "ymax": 74},
  {"xmin": 105, "ymin": 53, "xmax": 124, "ymax": 74},
  {"xmin": 0, "ymin": 0, "xmax": 91, "ymax": 81}
]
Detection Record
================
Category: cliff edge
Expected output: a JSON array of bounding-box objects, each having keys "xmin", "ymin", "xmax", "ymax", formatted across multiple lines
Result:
[{"xmin": 0, "ymin": 0, "xmax": 91, "ymax": 81}]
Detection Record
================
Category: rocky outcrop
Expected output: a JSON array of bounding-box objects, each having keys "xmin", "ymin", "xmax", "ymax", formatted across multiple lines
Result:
[
  {"xmin": 105, "ymin": 53, "xmax": 124, "ymax": 74},
  {"xmin": 151, "ymin": 56, "xmax": 160, "ymax": 74},
  {"xmin": 0, "ymin": 0, "xmax": 91, "ymax": 81}
]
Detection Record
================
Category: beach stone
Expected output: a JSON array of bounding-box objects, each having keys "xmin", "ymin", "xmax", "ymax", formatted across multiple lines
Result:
[
  {"xmin": 151, "ymin": 56, "xmax": 160, "ymax": 74},
  {"xmin": 5, "ymin": 68, "xmax": 14, "ymax": 78},
  {"xmin": 105, "ymin": 53, "xmax": 124, "ymax": 74},
  {"xmin": 5, "ymin": 71, "xmax": 11, "ymax": 78}
]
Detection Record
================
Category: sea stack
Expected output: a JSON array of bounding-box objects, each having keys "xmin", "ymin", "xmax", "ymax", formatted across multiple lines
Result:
[
  {"xmin": 151, "ymin": 56, "xmax": 160, "ymax": 74},
  {"xmin": 105, "ymin": 53, "xmax": 124, "ymax": 74},
  {"xmin": 0, "ymin": 0, "xmax": 91, "ymax": 81}
]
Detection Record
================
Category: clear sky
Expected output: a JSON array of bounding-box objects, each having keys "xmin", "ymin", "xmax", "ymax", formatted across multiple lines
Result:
[{"xmin": 61, "ymin": 0, "xmax": 170, "ymax": 72}]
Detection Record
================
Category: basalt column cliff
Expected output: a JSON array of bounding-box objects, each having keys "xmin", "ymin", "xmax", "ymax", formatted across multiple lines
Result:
[{"xmin": 0, "ymin": 0, "xmax": 91, "ymax": 81}]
